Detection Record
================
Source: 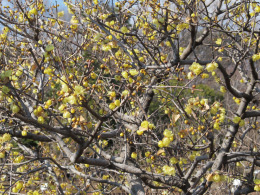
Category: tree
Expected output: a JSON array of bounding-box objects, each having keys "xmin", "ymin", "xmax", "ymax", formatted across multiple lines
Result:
[{"xmin": 0, "ymin": 0, "xmax": 260, "ymax": 194}]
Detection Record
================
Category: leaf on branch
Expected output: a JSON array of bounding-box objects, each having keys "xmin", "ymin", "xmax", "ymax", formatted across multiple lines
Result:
[
  {"xmin": 139, "ymin": 126, "xmax": 148, "ymax": 132},
  {"xmin": 156, "ymin": 149, "xmax": 165, "ymax": 156},
  {"xmin": 201, "ymin": 102, "xmax": 210, "ymax": 112},
  {"xmin": 80, "ymin": 115, "xmax": 85, "ymax": 122},
  {"xmin": 171, "ymin": 113, "xmax": 180, "ymax": 124}
]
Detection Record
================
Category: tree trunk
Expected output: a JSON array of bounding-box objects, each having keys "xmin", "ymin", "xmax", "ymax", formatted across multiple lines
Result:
[{"xmin": 127, "ymin": 174, "xmax": 145, "ymax": 195}]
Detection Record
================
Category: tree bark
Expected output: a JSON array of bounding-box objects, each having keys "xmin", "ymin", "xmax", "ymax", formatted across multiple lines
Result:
[{"xmin": 127, "ymin": 174, "xmax": 145, "ymax": 195}]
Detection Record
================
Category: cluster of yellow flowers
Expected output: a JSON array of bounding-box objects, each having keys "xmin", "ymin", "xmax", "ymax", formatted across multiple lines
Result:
[
  {"xmin": 233, "ymin": 116, "xmax": 245, "ymax": 126},
  {"xmin": 188, "ymin": 61, "xmax": 219, "ymax": 80},
  {"xmin": 184, "ymin": 98, "xmax": 226, "ymax": 131},
  {"xmin": 162, "ymin": 165, "xmax": 175, "ymax": 176},
  {"xmin": 189, "ymin": 62, "xmax": 204, "ymax": 75},
  {"xmin": 252, "ymin": 53, "xmax": 260, "ymax": 61},
  {"xmin": 206, "ymin": 62, "xmax": 218, "ymax": 72},
  {"xmin": 158, "ymin": 129, "xmax": 174, "ymax": 147},
  {"xmin": 185, "ymin": 97, "xmax": 208, "ymax": 115},
  {"xmin": 211, "ymin": 103, "xmax": 226, "ymax": 130},
  {"xmin": 2, "ymin": 133, "xmax": 11, "ymax": 142}
]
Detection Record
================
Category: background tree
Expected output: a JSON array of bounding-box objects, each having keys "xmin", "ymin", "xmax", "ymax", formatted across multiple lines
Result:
[{"xmin": 0, "ymin": 0, "xmax": 260, "ymax": 194}]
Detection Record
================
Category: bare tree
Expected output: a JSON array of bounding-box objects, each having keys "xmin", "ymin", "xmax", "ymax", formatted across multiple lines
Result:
[{"xmin": 0, "ymin": 0, "xmax": 260, "ymax": 194}]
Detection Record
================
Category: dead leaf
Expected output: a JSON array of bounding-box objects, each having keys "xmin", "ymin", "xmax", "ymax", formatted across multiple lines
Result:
[
  {"xmin": 202, "ymin": 102, "xmax": 210, "ymax": 112},
  {"xmin": 172, "ymin": 113, "xmax": 180, "ymax": 124},
  {"xmin": 139, "ymin": 126, "xmax": 148, "ymax": 131},
  {"xmin": 80, "ymin": 115, "xmax": 85, "ymax": 122},
  {"xmin": 156, "ymin": 149, "xmax": 165, "ymax": 156}
]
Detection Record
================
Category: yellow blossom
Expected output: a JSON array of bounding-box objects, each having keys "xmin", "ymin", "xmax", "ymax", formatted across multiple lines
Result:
[
  {"xmin": 189, "ymin": 62, "xmax": 203, "ymax": 75},
  {"xmin": 256, "ymin": 6, "xmax": 260, "ymax": 13},
  {"xmin": 29, "ymin": 8, "xmax": 37, "ymax": 15},
  {"xmin": 74, "ymin": 85, "xmax": 85, "ymax": 96},
  {"xmin": 3, "ymin": 133, "xmax": 11, "ymax": 142},
  {"xmin": 206, "ymin": 62, "xmax": 218, "ymax": 72},
  {"xmin": 121, "ymin": 26, "xmax": 129, "ymax": 33},
  {"xmin": 216, "ymin": 38, "xmax": 222, "ymax": 45},
  {"xmin": 252, "ymin": 54, "xmax": 260, "ymax": 61},
  {"xmin": 201, "ymin": 73, "xmax": 209, "ymax": 79},
  {"xmin": 58, "ymin": 11, "xmax": 64, "ymax": 17},
  {"xmin": 129, "ymin": 69, "xmax": 139, "ymax": 76},
  {"xmin": 141, "ymin": 121, "xmax": 149, "ymax": 129},
  {"xmin": 233, "ymin": 116, "xmax": 241, "ymax": 124},
  {"xmin": 220, "ymin": 86, "xmax": 226, "ymax": 93},
  {"xmin": 185, "ymin": 106, "xmax": 192, "ymax": 115},
  {"xmin": 70, "ymin": 16, "xmax": 79, "ymax": 24},
  {"xmin": 187, "ymin": 72, "xmax": 194, "ymax": 79}
]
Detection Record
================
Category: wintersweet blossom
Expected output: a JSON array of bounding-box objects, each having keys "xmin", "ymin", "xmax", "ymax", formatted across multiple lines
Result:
[
  {"xmin": 252, "ymin": 54, "xmax": 260, "ymax": 61},
  {"xmin": 206, "ymin": 62, "xmax": 218, "ymax": 72},
  {"xmin": 129, "ymin": 69, "xmax": 139, "ymax": 76},
  {"xmin": 74, "ymin": 85, "xmax": 85, "ymax": 96},
  {"xmin": 216, "ymin": 38, "xmax": 222, "ymax": 45},
  {"xmin": 189, "ymin": 62, "xmax": 204, "ymax": 75}
]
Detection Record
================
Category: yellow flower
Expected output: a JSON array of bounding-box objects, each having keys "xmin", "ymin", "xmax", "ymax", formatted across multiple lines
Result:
[
  {"xmin": 109, "ymin": 103, "xmax": 116, "ymax": 110},
  {"xmin": 252, "ymin": 54, "xmax": 260, "ymax": 61},
  {"xmin": 256, "ymin": 6, "xmax": 260, "ymax": 13},
  {"xmin": 70, "ymin": 16, "xmax": 79, "ymax": 24},
  {"xmin": 67, "ymin": 95, "xmax": 77, "ymax": 105},
  {"xmin": 91, "ymin": 72, "xmax": 97, "ymax": 79},
  {"xmin": 220, "ymin": 86, "xmax": 226, "ymax": 93},
  {"xmin": 121, "ymin": 26, "xmax": 129, "ymax": 33},
  {"xmin": 61, "ymin": 83, "xmax": 69, "ymax": 93},
  {"xmin": 189, "ymin": 62, "xmax": 203, "ymax": 75},
  {"xmin": 216, "ymin": 38, "xmax": 222, "ymax": 45},
  {"xmin": 74, "ymin": 85, "xmax": 85, "ymax": 96},
  {"xmin": 29, "ymin": 8, "xmax": 37, "ymax": 15},
  {"xmin": 3, "ymin": 27, "xmax": 9, "ymax": 34},
  {"xmin": 201, "ymin": 73, "xmax": 209, "ymax": 79},
  {"xmin": 108, "ymin": 91, "xmax": 116, "ymax": 99},
  {"xmin": 129, "ymin": 69, "xmax": 139, "ymax": 76},
  {"xmin": 141, "ymin": 121, "xmax": 149, "ymax": 129},
  {"xmin": 185, "ymin": 106, "xmax": 192, "ymax": 115},
  {"xmin": 58, "ymin": 11, "xmax": 64, "ymax": 17},
  {"xmin": 213, "ymin": 122, "xmax": 220, "ymax": 130},
  {"xmin": 121, "ymin": 71, "xmax": 128, "ymax": 79},
  {"xmin": 219, "ymin": 114, "xmax": 225, "ymax": 123},
  {"xmin": 162, "ymin": 165, "xmax": 175, "ymax": 176},
  {"xmin": 206, "ymin": 62, "xmax": 218, "ymax": 72},
  {"xmin": 3, "ymin": 133, "xmax": 11, "ymax": 142},
  {"xmin": 102, "ymin": 45, "xmax": 112, "ymax": 52},
  {"xmin": 122, "ymin": 90, "xmax": 129, "ymax": 97},
  {"xmin": 233, "ymin": 116, "xmax": 241, "ymax": 124},
  {"xmin": 115, "ymin": 75, "xmax": 121, "ymax": 81},
  {"xmin": 239, "ymin": 120, "xmax": 245, "ymax": 127},
  {"xmin": 176, "ymin": 23, "xmax": 189, "ymax": 31},
  {"xmin": 44, "ymin": 67, "xmax": 53, "ymax": 75},
  {"xmin": 187, "ymin": 72, "xmax": 194, "ymax": 79},
  {"xmin": 114, "ymin": 99, "xmax": 120, "ymax": 107},
  {"xmin": 139, "ymin": 57, "xmax": 145, "ymax": 62}
]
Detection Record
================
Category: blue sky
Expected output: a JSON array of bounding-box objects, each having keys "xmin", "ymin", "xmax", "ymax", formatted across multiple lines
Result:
[
  {"xmin": 55, "ymin": 0, "xmax": 68, "ymax": 9},
  {"xmin": 2, "ymin": 0, "xmax": 67, "ymax": 10}
]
